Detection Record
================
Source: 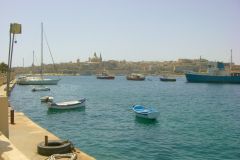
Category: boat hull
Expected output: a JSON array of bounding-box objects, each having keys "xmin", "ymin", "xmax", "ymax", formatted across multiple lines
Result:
[
  {"xmin": 126, "ymin": 77, "xmax": 145, "ymax": 81},
  {"xmin": 48, "ymin": 99, "xmax": 86, "ymax": 109},
  {"xmin": 97, "ymin": 76, "xmax": 115, "ymax": 80},
  {"xmin": 132, "ymin": 105, "xmax": 159, "ymax": 119},
  {"xmin": 18, "ymin": 78, "xmax": 60, "ymax": 85},
  {"xmin": 126, "ymin": 73, "xmax": 145, "ymax": 81},
  {"xmin": 160, "ymin": 78, "xmax": 176, "ymax": 82},
  {"xmin": 185, "ymin": 73, "xmax": 240, "ymax": 83}
]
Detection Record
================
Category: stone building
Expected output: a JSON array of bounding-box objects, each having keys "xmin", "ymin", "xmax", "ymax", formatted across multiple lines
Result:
[{"xmin": 88, "ymin": 52, "xmax": 102, "ymax": 63}]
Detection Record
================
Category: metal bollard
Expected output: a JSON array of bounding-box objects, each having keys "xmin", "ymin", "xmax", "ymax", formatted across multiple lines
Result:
[
  {"xmin": 10, "ymin": 109, "xmax": 14, "ymax": 124},
  {"xmin": 45, "ymin": 135, "xmax": 48, "ymax": 146}
]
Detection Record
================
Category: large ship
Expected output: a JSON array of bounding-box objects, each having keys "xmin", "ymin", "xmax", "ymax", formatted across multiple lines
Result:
[{"xmin": 185, "ymin": 62, "xmax": 240, "ymax": 83}]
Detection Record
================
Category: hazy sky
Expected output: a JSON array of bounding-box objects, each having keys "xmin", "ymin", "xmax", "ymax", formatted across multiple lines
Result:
[{"xmin": 1, "ymin": 0, "xmax": 240, "ymax": 66}]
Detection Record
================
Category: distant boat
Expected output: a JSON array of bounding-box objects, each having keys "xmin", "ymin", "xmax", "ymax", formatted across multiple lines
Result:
[
  {"xmin": 132, "ymin": 105, "xmax": 159, "ymax": 119},
  {"xmin": 17, "ymin": 23, "xmax": 60, "ymax": 85},
  {"xmin": 18, "ymin": 77, "xmax": 60, "ymax": 85},
  {"xmin": 32, "ymin": 87, "xmax": 50, "ymax": 92},
  {"xmin": 160, "ymin": 75, "xmax": 176, "ymax": 82},
  {"xmin": 126, "ymin": 73, "xmax": 145, "ymax": 81},
  {"xmin": 47, "ymin": 98, "xmax": 86, "ymax": 109},
  {"xmin": 96, "ymin": 71, "xmax": 115, "ymax": 80},
  {"xmin": 185, "ymin": 62, "xmax": 240, "ymax": 83},
  {"xmin": 40, "ymin": 96, "xmax": 54, "ymax": 102}
]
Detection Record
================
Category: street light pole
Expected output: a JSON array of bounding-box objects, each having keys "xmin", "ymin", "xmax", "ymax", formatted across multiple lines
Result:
[{"xmin": 6, "ymin": 23, "xmax": 21, "ymax": 96}]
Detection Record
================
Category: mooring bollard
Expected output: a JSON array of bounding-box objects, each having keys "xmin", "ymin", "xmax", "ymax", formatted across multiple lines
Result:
[
  {"xmin": 10, "ymin": 109, "xmax": 14, "ymax": 124},
  {"xmin": 45, "ymin": 135, "xmax": 48, "ymax": 146}
]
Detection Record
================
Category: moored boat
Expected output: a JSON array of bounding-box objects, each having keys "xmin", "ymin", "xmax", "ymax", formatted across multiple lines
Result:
[
  {"xmin": 126, "ymin": 73, "xmax": 145, "ymax": 81},
  {"xmin": 17, "ymin": 23, "xmax": 60, "ymax": 85},
  {"xmin": 132, "ymin": 105, "xmax": 159, "ymax": 119},
  {"xmin": 18, "ymin": 77, "xmax": 60, "ymax": 85},
  {"xmin": 185, "ymin": 62, "xmax": 240, "ymax": 83},
  {"xmin": 47, "ymin": 98, "xmax": 86, "ymax": 109},
  {"xmin": 32, "ymin": 87, "xmax": 50, "ymax": 92},
  {"xmin": 40, "ymin": 96, "xmax": 54, "ymax": 102},
  {"xmin": 96, "ymin": 71, "xmax": 115, "ymax": 79},
  {"xmin": 160, "ymin": 76, "xmax": 176, "ymax": 82}
]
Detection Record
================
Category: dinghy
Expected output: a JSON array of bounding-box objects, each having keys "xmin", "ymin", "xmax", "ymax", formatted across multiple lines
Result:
[
  {"xmin": 132, "ymin": 105, "xmax": 159, "ymax": 119},
  {"xmin": 32, "ymin": 87, "xmax": 50, "ymax": 92},
  {"xmin": 40, "ymin": 96, "xmax": 54, "ymax": 102},
  {"xmin": 48, "ymin": 98, "xmax": 86, "ymax": 109}
]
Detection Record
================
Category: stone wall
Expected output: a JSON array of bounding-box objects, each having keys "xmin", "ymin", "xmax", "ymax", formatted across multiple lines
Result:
[{"xmin": 0, "ymin": 96, "xmax": 8, "ymax": 138}]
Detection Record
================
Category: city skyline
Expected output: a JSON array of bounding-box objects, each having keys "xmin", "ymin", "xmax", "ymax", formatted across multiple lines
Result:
[{"xmin": 1, "ymin": 0, "xmax": 240, "ymax": 66}]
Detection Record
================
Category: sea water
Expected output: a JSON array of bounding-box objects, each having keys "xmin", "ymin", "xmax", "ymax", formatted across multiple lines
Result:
[{"xmin": 10, "ymin": 76, "xmax": 240, "ymax": 160}]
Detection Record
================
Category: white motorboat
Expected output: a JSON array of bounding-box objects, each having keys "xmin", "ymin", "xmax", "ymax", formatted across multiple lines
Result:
[
  {"xmin": 47, "ymin": 98, "xmax": 86, "ymax": 109},
  {"xmin": 40, "ymin": 96, "xmax": 54, "ymax": 102}
]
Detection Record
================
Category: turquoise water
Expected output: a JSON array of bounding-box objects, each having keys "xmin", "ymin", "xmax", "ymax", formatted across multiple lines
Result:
[{"xmin": 10, "ymin": 76, "xmax": 240, "ymax": 160}]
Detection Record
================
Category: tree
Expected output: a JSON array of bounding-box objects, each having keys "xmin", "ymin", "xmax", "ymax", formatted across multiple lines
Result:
[{"xmin": 0, "ymin": 62, "xmax": 8, "ymax": 73}]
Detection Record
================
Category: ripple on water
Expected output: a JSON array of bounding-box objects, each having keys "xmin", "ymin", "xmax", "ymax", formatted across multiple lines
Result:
[{"xmin": 10, "ymin": 76, "xmax": 240, "ymax": 160}]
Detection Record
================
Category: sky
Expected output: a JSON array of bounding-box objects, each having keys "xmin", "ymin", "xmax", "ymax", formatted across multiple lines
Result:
[{"xmin": 0, "ymin": 0, "xmax": 240, "ymax": 67}]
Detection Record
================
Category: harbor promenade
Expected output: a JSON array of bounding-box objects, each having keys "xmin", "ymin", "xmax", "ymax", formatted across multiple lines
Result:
[
  {"xmin": 9, "ymin": 111, "xmax": 95, "ymax": 160},
  {"xmin": 0, "ymin": 77, "xmax": 95, "ymax": 160}
]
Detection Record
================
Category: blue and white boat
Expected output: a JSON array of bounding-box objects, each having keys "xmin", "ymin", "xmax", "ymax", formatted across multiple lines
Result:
[
  {"xmin": 132, "ymin": 105, "xmax": 159, "ymax": 119},
  {"xmin": 185, "ymin": 62, "xmax": 240, "ymax": 83}
]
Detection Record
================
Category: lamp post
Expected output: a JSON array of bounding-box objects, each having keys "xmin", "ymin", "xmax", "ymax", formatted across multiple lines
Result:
[{"xmin": 6, "ymin": 23, "xmax": 21, "ymax": 96}]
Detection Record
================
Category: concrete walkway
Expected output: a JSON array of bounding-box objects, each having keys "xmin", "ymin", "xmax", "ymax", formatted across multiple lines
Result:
[
  {"xmin": 0, "ymin": 132, "xmax": 29, "ymax": 160},
  {"xmin": 9, "ymin": 111, "xmax": 95, "ymax": 160}
]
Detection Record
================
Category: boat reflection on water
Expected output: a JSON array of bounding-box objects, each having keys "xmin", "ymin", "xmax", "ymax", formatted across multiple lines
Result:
[
  {"xmin": 134, "ymin": 116, "xmax": 158, "ymax": 125},
  {"xmin": 47, "ymin": 107, "xmax": 85, "ymax": 115}
]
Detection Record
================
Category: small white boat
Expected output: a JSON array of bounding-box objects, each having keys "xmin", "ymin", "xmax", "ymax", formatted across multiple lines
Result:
[
  {"xmin": 132, "ymin": 105, "xmax": 159, "ymax": 119},
  {"xmin": 160, "ymin": 76, "xmax": 176, "ymax": 82},
  {"xmin": 40, "ymin": 96, "xmax": 54, "ymax": 102},
  {"xmin": 32, "ymin": 87, "xmax": 50, "ymax": 92},
  {"xmin": 48, "ymin": 98, "xmax": 86, "ymax": 109},
  {"xmin": 126, "ymin": 73, "xmax": 145, "ymax": 81},
  {"xmin": 18, "ymin": 77, "xmax": 60, "ymax": 85}
]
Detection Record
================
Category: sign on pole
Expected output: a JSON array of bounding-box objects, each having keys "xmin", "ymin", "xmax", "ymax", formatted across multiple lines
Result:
[{"xmin": 10, "ymin": 23, "xmax": 22, "ymax": 34}]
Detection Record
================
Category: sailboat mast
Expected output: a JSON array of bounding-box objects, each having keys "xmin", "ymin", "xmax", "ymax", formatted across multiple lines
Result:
[
  {"xmin": 32, "ymin": 50, "xmax": 34, "ymax": 74},
  {"xmin": 41, "ymin": 22, "xmax": 43, "ymax": 77},
  {"xmin": 33, "ymin": 50, "xmax": 34, "ymax": 66},
  {"xmin": 230, "ymin": 49, "xmax": 232, "ymax": 72}
]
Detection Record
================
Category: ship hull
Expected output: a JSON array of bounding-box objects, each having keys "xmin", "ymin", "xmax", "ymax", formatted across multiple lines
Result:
[
  {"xmin": 185, "ymin": 73, "xmax": 240, "ymax": 83},
  {"xmin": 17, "ymin": 78, "xmax": 60, "ymax": 85},
  {"xmin": 97, "ymin": 76, "xmax": 115, "ymax": 80}
]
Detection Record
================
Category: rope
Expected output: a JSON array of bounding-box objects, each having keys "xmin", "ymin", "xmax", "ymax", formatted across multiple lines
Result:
[
  {"xmin": 44, "ymin": 140, "xmax": 79, "ymax": 160},
  {"xmin": 47, "ymin": 153, "xmax": 77, "ymax": 160},
  {"xmin": 43, "ymin": 29, "xmax": 60, "ymax": 79}
]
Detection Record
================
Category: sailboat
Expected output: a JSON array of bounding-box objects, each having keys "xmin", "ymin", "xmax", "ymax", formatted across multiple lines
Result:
[{"xmin": 17, "ymin": 23, "xmax": 60, "ymax": 85}]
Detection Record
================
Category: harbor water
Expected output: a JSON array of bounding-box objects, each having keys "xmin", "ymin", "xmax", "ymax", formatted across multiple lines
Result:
[{"xmin": 10, "ymin": 76, "xmax": 240, "ymax": 160}]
